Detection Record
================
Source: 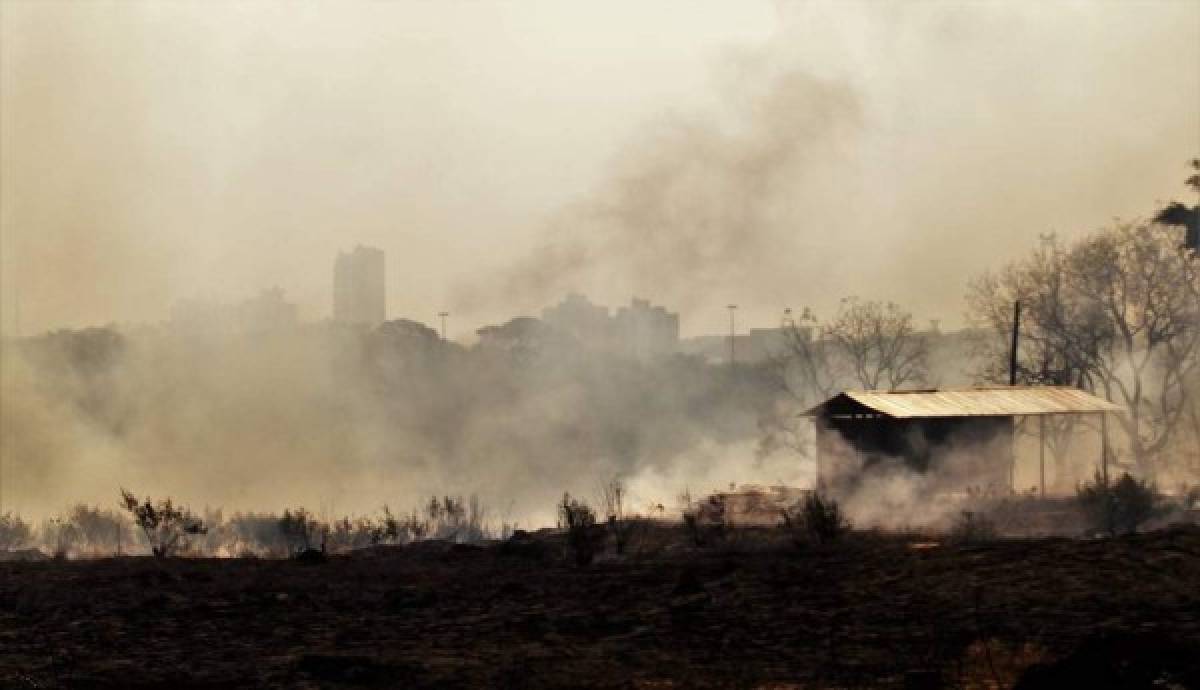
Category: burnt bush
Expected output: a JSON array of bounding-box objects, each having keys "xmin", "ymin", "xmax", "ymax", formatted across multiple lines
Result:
[
  {"xmin": 68, "ymin": 504, "xmax": 135, "ymax": 556},
  {"xmin": 601, "ymin": 478, "xmax": 639, "ymax": 555},
  {"xmin": 0, "ymin": 512, "xmax": 33, "ymax": 551},
  {"xmin": 423, "ymin": 495, "xmax": 490, "ymax": 543},
  {"xmin": 781, "ymin": 491, "xmax": 848, "ymax": 546},
  {"xmin": 681, "ymin": 491, "xmax": 729, "ymax": 547},
  {"xmin": 948, "ymin": 510, "xmax": 998, "ymax": 544},
  {"xmin": 1076, "ymin": 472, "xmax": 1161, "ymax": 537},
  {"xmin": 40, "ymin": 516, "xmax": 80, "ymax": 559},
  {"xmin": 119, "ymin": 489, "xmax": 207, "ymax": 558},
  {"xmin": 558, "ymin": 493, "xmax": 600, "ymax": 566},
  {"xmin": 225, "ymin": 513, "xmax": 288, "ymax": 556},
  {"xmin": 326, "ymin": 516, "xmax": 381, "ymax": 552},
  {"xmin": 279, "ymin": 508, "xmax": 323, "ymax": 554}
]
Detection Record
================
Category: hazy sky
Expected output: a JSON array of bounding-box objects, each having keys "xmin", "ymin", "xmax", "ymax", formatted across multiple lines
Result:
[{"xmin": 2, "ymin": 0, "xmax": 1198, "ymax": 338}]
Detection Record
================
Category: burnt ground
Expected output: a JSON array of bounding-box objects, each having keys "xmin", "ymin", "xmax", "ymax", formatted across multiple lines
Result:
[{"xmin": 1, "ymin": 526, "xmax": 1198, "ymax": 689}]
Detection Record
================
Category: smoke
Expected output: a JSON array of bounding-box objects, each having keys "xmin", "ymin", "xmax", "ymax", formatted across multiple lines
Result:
[
  {"xmin": 454, "ymin": 1, "xmax": 1200, "ymax": 331},
  {"xmin": 0, "ymin": 322, "xmax": 804, "ymax": 526},
  {"xmin": 1, "ymin": 2, "xmax": 1196, "ymax": 526},
  {"xmin": 4, "ymin": 2, "xmax": 1196, "ymax": 337},
  {"xmin": 819, "ymin": 417, "xmax": 1109, "ymax": 531},
  {"xmin": 455, "ymin": 63, "xmax": 861, "ymax": 316}
]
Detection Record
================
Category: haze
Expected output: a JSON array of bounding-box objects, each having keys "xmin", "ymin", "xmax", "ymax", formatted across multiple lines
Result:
[{"xmin": 3, "ymin": 0, "xmax": 1196, "ymax": 338}]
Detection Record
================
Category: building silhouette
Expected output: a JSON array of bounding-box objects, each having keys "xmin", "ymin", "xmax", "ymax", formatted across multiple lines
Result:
[
  {"xmin": 333, "ymin": 246, "xmax": 385, "ymax": 325},
  {"xmin": 172, "ymin": 287, "xmax": 297, "ymax": 336},
  {"xmin": 538, "ymin": 294, "xmax": 680, "ymax": 361},
  {"xmin": 541, "ymin": 293, "xmax": 613, "ymax": 349},
  {"xmin": 614, "ymin": 298, "xmax": 679, "ymax": 361}
]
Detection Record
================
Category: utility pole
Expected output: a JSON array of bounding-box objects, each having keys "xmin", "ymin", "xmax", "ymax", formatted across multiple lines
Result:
[
  {"xmin": 438, "ymin": 311, "xmax": 449, "ymax": 341},
  {"xmin": 13, "ymin": 277, "xmax": 19, "ymax": 339},
  {"xmin": 782, "ymin": 307, "xmax": 794, "ymax": 329},
  {"xmin": 1009, "ymin": 300, "xmax": 1021, "ymax": 386},
  {"xmin": 727, "ymin": 304, "xmax": 737, "ymax": 369}
]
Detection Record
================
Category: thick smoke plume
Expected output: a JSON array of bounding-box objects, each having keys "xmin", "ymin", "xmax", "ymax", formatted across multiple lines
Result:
[{"xmin": 456, "ymin": 65, "xmax": 860, "ymax": 316}]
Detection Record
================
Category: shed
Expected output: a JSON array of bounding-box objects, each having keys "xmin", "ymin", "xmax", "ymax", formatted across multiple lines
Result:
[{"xmin": 803, "ymin": 386, "xmax": 1122, "ymax": 496}]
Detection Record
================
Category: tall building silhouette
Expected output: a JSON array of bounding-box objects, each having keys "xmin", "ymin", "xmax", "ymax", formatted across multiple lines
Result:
[{"xmin": 333, "ymin": 245, "xmax": 385, "ymax": 325}]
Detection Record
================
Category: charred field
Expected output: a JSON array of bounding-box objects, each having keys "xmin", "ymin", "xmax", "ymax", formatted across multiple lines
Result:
[{"xmin": 1, "ymin": 525, "xmax": 1198, "ymax": 690}]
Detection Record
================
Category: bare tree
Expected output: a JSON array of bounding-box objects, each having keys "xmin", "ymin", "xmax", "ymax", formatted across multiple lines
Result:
[
  {"xmin": 759, "ymin": 300, "xmax": 928, "ymax": 459},
  {"xmin": 773, "ymin": 308, "xmax": 839, "ymax": 403},
  {"xmin": 822, "ymin": 297, "xmax": 929, "ymax": 391},
  {"xmin": 967, "ymin": 235, "xmax": 1098, "ymax": 481},
  {"xmin": 1069, "ymin": 222, "xmax": 1200, "ymax": 476},
  {"xmin": 968, "ymin": 235, "xmax": 1099, "ymax": 388},
  {"xmin": 759, "ymin": 308, "xmax": 838, "ymax": 458},
  {"xmin": 968, "ymin": 222, "xmax": 1200, "ymax": 479}
]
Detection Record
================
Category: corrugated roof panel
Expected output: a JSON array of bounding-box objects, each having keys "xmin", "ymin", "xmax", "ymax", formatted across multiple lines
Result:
[{"xmin": 807, "ymin": 386, "xmax": 1121, "ymax": 418}]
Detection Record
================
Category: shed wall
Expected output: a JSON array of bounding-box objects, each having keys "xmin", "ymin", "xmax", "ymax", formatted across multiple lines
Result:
[{"xmin": 816, "ymin": 416, "xmax": 1014, "ymax": 496}]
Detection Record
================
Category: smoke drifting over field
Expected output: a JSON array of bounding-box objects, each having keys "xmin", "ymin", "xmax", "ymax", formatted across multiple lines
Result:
[
  {"xmin": 1, "ymin": 2, "xmax": 1197, "ymax": 523},
  {"xmin": 1, "ymin": 324, "xmax": 809, "ymax": 525}
]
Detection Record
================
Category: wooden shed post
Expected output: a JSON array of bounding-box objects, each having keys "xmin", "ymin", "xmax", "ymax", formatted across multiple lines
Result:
[
  {"xmin": 1039, "ymin": 415, "xmax": 1046, "ymax": 497},
  {"xmin": 1009, "ymin": 416, "xmax": 1016, "ymax": 492},
  {"xmin": 1100, "ymin": 411, "xmax": 1109, "ymax": 483}
]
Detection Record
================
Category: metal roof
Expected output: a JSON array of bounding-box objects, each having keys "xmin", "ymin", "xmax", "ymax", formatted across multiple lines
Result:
[{"xmin": 804, "ymin": 386, "xmax": 1122, "ymax": 419}]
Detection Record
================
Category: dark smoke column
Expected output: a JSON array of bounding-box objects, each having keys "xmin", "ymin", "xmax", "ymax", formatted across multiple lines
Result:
[{"xmin": 333, "ymin": 245, "xmax": 386, "ymax": 325}]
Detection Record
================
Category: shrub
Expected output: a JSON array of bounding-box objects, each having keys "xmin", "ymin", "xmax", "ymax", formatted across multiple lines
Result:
[
  {"xmin": 1076, "ymin": 471, "xmax": 1160, "ymax": 536},
  {"xmin": 680, "ymin": 490, "xmax": 729, "ymax": 547},
  {"xmin": 41, "ymin": 516, "xmax": 80, "ymax": 559},
  {"xmin": 1180, "ymin": 484, "xmax": 1200, "ymax": 511},
  {"xmin": 427, "ymin": 495, "xmax": 465, "ymax": 540},
  {"xmin": 0, "ymin": 512, "xmax": 33, "ymax": 551},
  {"xmin": 227, "ymin": 512, "xmax": 289, "ymax": 556},
  {"xmin": 119, "ymin": 489, "xmax": 207, "ymax": 558},
  {"xmin": 326, "ymin": 516, "xmax": 380, "ymax": 552},
  {"xmin": 68, "ymin": 504, "xmax": 134, "ymax": 556},
  {"xmin": 558, "ymin": 493, "xmax": 599, "ymax": 566},
  {"xmin": 948, "ymin": 510, "xmax": 998, "ymax": 544},
  {"xmin": 421, "ymin": 495, "xmax": 489, "ymax": 543},
  {"xmin": 601, "ymin": 478, "xmax": 638, "ymax": 555},
  {"xmin": 374, "ymin": 504, "xmax": 442, "ymax": 545},
  {"xmin": 279, "ymin": 508, "xmax": 323, "ymax": 554},
  {"xmin": 782, "ymin": 491, "xmax": 848, "ymax": 546}
]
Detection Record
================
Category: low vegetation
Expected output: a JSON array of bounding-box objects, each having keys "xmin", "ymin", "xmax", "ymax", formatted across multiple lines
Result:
[
  {"xmin": 948, "ymin": 510, "xmax": 998, "ymax": 545},
  {"xmin": 1076, "ymin": 471, "xmax": 1162, "ymax": 537},
  {"xmin": 781, "ymin": 491, "xmax": 848, "ymax": 546},
  {"xmin": 0, "ymin": 476, "xmax": 1195, "ymax": 562},
  {"xmin": 0, "ymin": 513, "xmax": 33, "ymax": 552},
  {"xmin": 119, "ymin": 489, "xmax": 208, "ymax": 558},
  {"xmin": 558, "ymin": 493, "xmax": 600, "ymax": 566},
  {"xmin": 681, "ymin": 490, "xmax": 730, "ymax": 547},
  {"xmin": 279, "ymin": 507, "xmax": 324, "ymax": 554},
  {"xmin": 601, "ymin": 478, "xmax": 637, "ymax": 555}
]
